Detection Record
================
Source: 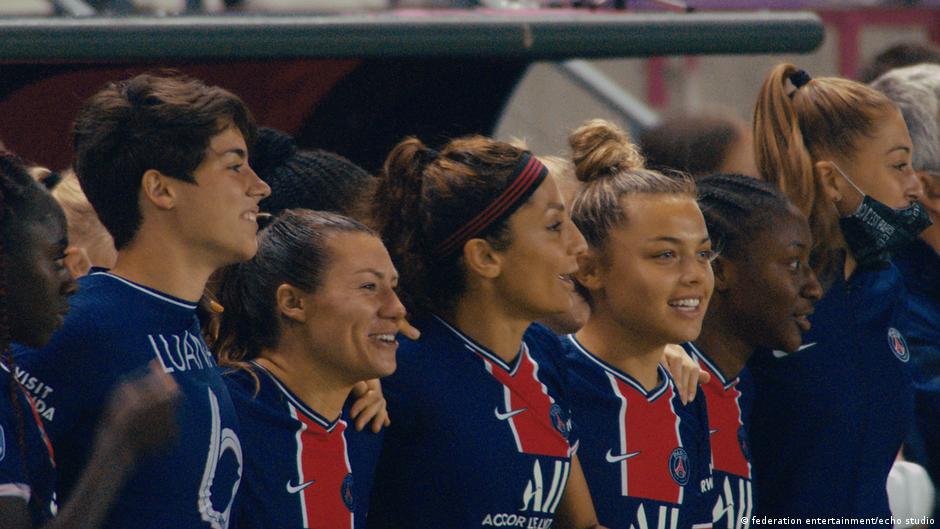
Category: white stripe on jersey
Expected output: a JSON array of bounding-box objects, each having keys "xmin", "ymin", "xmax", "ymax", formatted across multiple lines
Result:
[
  {"xmin": 0, "ymin": 483, "xmax": 30, "ymax": 501},
  {"xmin": 92, "ymin": 271, "xmax": 198, "ymax": 310},
  {"xmin": 289, "ymin": 405, "xmax": 310, "ymax": 528}
]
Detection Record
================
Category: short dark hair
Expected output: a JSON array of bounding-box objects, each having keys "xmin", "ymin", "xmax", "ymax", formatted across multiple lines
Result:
[
  {"xmin": 858, "ymin": 42, "xmax": 940, "ymax": 84},
  {"xmin": 72, "ymin": 72, "xmax": 256, "ymax": 249},
  {"xmin": 639, "ymin": 114, "xmax": 744, "ymax": 177}
]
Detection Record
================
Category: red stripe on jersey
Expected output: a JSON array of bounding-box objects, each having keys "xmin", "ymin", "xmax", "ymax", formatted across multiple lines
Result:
[
  {"xmin": 23, "ymin": 389, "xmax": 54, "ymax": 465},
  {"xmin": 291, "ymin": 407, "xmax": 354, "ymax": 529},
  {"xmin": 482, "ymin": 347, "xmax": 570, "ymax": 458},
  {"xmin": 609, "ymin": 374, "xmax": 684, "ymax": 504},
  {"xmin": 698, "ymin": 360, "xmax": 751, "ymax": 479}
]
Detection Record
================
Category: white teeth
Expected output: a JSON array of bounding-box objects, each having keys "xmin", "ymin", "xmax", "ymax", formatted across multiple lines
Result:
[
  {"xmin": 372, "ymin": 334, "xmax": 396, "ymax": 343},
  {"xmin": 243, "ymin": 212, "xmax": 257, "ymax": 222},
  {"xmin": 669, "ymin": 298, "xmax": 700, "ymax": 308}
]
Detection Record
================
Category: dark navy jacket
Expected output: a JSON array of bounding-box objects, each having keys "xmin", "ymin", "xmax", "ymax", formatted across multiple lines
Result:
[{"xmin": 747, "ymin": 264, "xmax": 914, "ymax": 524}]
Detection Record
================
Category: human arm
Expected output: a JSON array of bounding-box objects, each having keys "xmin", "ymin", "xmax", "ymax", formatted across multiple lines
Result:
[
  {"xmin": 662, "ymin": 344, "xmax": 710, "ymax": 405},
  {"xmin": 347, "ymin": 318, "xmax": 421, "ymax": 433},
  {"xmin": 42, "ymin": 362, "xmax": 179, "ymax": 529},
  {"xmin": 553, "ymin": 454, "xmax": 609, "ymax": 529}
]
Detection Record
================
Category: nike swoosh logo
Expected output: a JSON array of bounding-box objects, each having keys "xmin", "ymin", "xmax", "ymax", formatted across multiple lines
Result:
[
  {"xmin": 605, "ymin": 449, "xmax": 642, "ymax": 463},
  {"xmin": 709, "ymin": 428, "xmax": 719, "ymax": 435},
  {"xmin": 286, "ymin": 479, "xmax": 316, "ymax": 494},
  {"xmin": 494, "ymin": 407, "xmax": 527, "ymax": 421},
  {"xmin": 797, "ymin": 342, "xmax": 817, "ymax": 351}
]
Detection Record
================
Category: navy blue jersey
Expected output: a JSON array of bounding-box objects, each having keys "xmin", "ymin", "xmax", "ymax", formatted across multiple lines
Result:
[
  {"xmin": 895, "ymin": 239, "xmax": 940, "ymax": 383},
  {"xmin": 747, "ymin": 265, "xmax": 914, "ymax": 521},
  {"xmin": 225, "ymin": 362, "xmax": 382, "ymax": 529},
  {"xmin": 12, "ymin": 270, "xmax": 242, "ymax": 529},
  {"xmin": 562, "ymin": 336, "xmax": 714, "ymax": 529},
  {"xmin": 684, "ymin": 342, "xmax": 755, "ymax": 529},
  {"xmin": 367, "ymin": 316, "xmax": 577, "ymax": 529},
  {"xmin": 0, "ymin": 365, "xmax": 56, "ymax": 526},
  {"xmin": 895, "ymin": 240, "xmax": 940, "ymax": 512}
]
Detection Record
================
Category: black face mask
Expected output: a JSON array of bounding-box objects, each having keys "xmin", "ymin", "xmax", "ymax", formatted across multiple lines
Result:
[{"xmin": 833, "ymin": 163, "xmax": 933, "ymax": 271}]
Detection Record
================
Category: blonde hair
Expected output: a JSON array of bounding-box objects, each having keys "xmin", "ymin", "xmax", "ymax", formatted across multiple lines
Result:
[
  {"xmin": 51, "ymin": 170, "xmax": 117, "ymax": 269},
  {"xmin": 568, "ymin": 119, "xmax": 696, "ymax": 249},
  {"xmin": 754, "ymin": 63, "xmax": 897, "ymax": 280},
  {"xmin": 505, "ymin": 137, "xmax": 580, "ymax": 206}
]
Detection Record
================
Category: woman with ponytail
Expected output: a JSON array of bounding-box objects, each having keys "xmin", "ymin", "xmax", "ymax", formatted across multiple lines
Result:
[
  {"xmin": 0, "ymin": 151, "xmax": 179, "ymax": 529},
  {"xmin": 748, "ymin": 64, "xmax": 929, "ymax": 520},
  {"xmin": 367, "ymin": 135, "xmax": 604, "ymax": 529},
  {"xmin": 211, "ymin": 209, "xmax": 411, "ymax": 529},
  {"xmin": 557, "ymin": 119, "xmax": 715, "ymax": 529}
]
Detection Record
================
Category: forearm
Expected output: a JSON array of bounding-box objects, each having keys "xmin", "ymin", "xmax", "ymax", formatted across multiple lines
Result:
[{"xmin": 43, "ymin": 430, "xmax": 136, "ymax": 529}]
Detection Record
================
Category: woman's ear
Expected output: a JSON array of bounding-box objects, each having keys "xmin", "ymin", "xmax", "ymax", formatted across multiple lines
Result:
[
  {"xmin": 462, "ymin": 238, "xmax": 502, "ymax": 279},
  {"xmin": 63, "ymin": 246, "xmax": 92, "ymax": 280},
  {"xmin": 814, "ymin": 160, "xmax": 843, "ymax": 204},
  {"xmin": 573, "ymin": 247, "xmax": 604, "ymax": 291},
  {"xmin": 711, "ymin": 255, "xmax": 734, "ymax": 293},
  {"xmin": 275, "ymin": 284, "xmax": 307, "ymax": 323}
]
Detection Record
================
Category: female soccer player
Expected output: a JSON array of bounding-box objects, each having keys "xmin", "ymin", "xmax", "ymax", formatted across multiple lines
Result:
[
  {"xmin": 0, "ymin": 151, "xmax": 178, "ymax": 529},
  {"xmin": 212, "ymin": 209, "xmax": 410, "ymax": 529},
  {"xmin": 560, "ymin": 119, "xmax": 715, "ymax": 529},
  {"xmin": 367, "ymin": 135, "xmax": 604, "ymax": 529},
  {"xmin": 748, "ymin": 64, "xmax": 929, "ymax": 520},
  {"xmin": 688, "ymin": 173, "xmax": 823, "ymax": 527}
]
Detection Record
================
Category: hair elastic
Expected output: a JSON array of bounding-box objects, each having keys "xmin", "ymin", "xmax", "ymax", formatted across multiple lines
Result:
[
  {"xmin": 433, "ymin": 152, "xmax": 547, "ymax": 258},
  {"xmin": 789, "ymin": 69, "xmax": 812, "ymax": 89}
]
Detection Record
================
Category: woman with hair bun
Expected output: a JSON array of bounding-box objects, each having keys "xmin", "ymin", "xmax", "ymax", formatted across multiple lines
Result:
[
  {"xmin": 560, "ymin": 119, "xmax": 715, "ymax": 529},
  {"xmin": 748, "ymin": 63, "xmax": 929, "ymax": 520},
  {"xmin": 367, "ymin": 135, "xmax": 604, "ymax": 529}
]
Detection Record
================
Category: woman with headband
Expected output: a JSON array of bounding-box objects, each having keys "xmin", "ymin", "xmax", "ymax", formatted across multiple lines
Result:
[
  {"xmin": 367, "ymin": 136, "xmax": 604, "ymax": 529},
  {"xmin": 748, "ymin": 64, "xmax": 929, "ymax": 520}
]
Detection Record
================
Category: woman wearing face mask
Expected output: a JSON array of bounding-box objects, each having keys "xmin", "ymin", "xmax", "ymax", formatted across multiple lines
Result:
[
  {"xmin": 367, "ymin": 135, "xmax": 605, "ymax": 529},
  {"xmin": 748, "ymin": 64, "xmax": 929, "ymax": 521},
  {"xmin": 561, "ymin": 119, "xmax": 716, "ymax": 529},
  {"xmin": 686, "ymin": 174, "xmax": 823, "ymax": 527}
]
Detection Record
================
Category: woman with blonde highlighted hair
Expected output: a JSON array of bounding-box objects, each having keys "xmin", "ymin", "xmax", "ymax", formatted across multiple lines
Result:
[
  {"xmin": 560, "ymin": 119, "xmax": 716, "ymax": 529},
  {"xmin": 748, "ymin": 64, "xmax": 930, "ymax": 521}
]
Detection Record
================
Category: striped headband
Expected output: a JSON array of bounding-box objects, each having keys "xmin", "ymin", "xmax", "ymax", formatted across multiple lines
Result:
[{"xmin": 433, "ymin": 152, "xmax": 548, "ymax": 258}]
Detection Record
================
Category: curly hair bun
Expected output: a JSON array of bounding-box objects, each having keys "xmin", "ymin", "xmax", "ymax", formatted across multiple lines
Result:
[{"xmin": 568, "ymin": 119, "xmax": 645, "ymax": 183}]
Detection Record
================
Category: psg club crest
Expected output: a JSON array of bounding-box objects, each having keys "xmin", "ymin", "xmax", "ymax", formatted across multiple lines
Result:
[
  {"xmin": 549, "ymin": 404, "xmax": 570, "ymax": 439},
  {"xmin": 341, "ymin": 473, "xmax": 355, "ymax": 512},
  {"xmin": 668, "ymin": 447, "xmax": 690, "ymax": 486},
  {"xmin": 887, "ymin": 328, "xmax": 910, "ymax": 363}
]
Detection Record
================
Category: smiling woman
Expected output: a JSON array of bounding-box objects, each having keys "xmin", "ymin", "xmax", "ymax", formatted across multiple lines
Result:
[
  {"xmin": 366, "ymin": 135, "xmax": 603, "ymax": 529},
  {"xmin": 211, "ymin": 209, "xmax": 408, "ymax": 529},
  {"xmin": 560, "ymin": 118, "xmax": 716, "ymax": 529}
]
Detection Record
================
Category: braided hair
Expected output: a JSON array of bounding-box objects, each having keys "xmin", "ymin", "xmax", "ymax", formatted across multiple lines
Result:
[
  {"xmin": 0, "ymin": 150, "xmax": 60, "ymax": 514},
  {"xmin": 253, "ymin": 128, "xmax": 376, "ymax": 220},
  {"xmin": 696, "ymin": 173, "xmax": 796, "ymax": 260}
]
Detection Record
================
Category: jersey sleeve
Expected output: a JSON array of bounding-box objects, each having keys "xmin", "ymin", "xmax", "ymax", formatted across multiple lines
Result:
[
  {"xmin": 11, "ymin": 305, "xmax": 116, "ymax": 441},
  {"xmin": 0, "ymin": 392, "xmax": 31, "ymax": 502}
]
